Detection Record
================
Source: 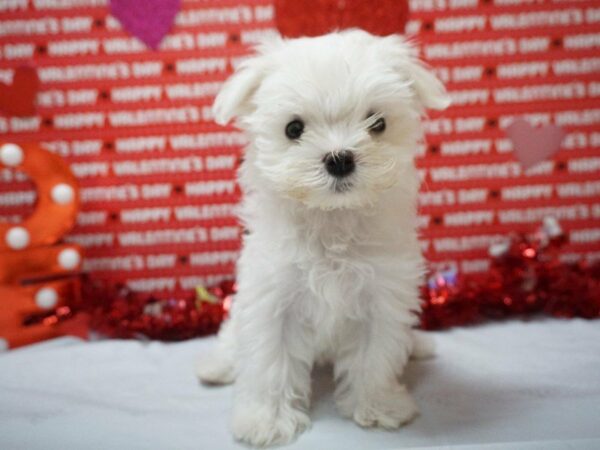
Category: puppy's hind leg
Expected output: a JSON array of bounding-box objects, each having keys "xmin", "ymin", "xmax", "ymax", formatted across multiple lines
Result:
[{"xmin": 196, "ymin": 317, "xmax": 236, "ymax": 385}]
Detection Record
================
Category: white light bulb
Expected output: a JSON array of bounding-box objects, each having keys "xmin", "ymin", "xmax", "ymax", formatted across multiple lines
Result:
[
  {"xmin": 58, "ymin": 248, "xmax": 81, "ymax": 270},
  {"xmin": 51, "ymin": 183, "xmax": 75, "ymax": 205},
  {"xmin": 0, "ymin": 143, "xmax": 24, "ymax": 167},
  {"xmin": 35, "ymin": 288, "xmax": 58, "ymax": 309},
  {"xmin": 6, "ymin": 227, "xmax": 30, "ymax": 250}
]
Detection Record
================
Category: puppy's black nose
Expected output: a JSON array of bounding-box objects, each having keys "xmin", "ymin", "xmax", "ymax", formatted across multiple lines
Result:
[{"xmin": 324, "ymin": 150, "xmax": 355, "ymax": 178}]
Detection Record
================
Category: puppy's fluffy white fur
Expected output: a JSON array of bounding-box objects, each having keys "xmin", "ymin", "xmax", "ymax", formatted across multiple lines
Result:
[{"xmin": 197, "ymin": 29, "xmax": 449, "ymax": 447}]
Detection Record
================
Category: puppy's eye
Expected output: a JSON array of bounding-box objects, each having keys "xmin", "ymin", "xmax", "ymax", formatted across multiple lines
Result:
[
  {"xmin": 369, "ymin": 117, "xmax": 386, "ymax": 134},
  {"xmin": 285, "ymin": 119, "xmax": 304, "ymax": 140}
]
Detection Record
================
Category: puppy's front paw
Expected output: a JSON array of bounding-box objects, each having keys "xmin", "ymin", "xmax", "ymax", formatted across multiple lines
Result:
[
  {"xmin": 232, "ymin": 401, "xmax": 310, "ymax": 447},
  {"xmin": 353, "ymin": 384, "xmax": 418, "ymax": 430}
]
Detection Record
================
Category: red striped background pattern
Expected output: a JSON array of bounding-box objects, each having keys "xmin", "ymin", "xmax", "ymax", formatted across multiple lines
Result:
[{"xmin": 1, "ymin": 0, "xmax": 599, "ymax": 295}]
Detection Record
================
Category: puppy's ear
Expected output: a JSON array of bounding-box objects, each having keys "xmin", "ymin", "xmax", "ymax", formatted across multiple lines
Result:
[
  {"xmin": 383, "ymin": 36, "xmax": 451, "ymax": 111},
  {"xmin": 213, "ymin": 56, "xmax": 266, "ymax": 125},
  {"xmin": 213, "ymin": 38, "xmax": 283, "ymax": 125},
  {"xmin": 404, "ymin": 58, "xmax": 451, "ymax": 110}
]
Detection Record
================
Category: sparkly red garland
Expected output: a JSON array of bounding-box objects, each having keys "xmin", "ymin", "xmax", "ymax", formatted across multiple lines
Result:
[
  {"xmin": 421, "ymin": 218, "xmax": 600, "ymax": 329},
  {"xmin": 26, "ymin": 219, "xmax": 599, "ymax": 340},
  {"xmin": 79, "ymin": 279, "xmax": 235, "ymax": 340}
]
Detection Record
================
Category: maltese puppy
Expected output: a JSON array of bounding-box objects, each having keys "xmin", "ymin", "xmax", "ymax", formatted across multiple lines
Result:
[{"xmin": 197, "ymin": 29, "xmax": 450, "ymax": 447}]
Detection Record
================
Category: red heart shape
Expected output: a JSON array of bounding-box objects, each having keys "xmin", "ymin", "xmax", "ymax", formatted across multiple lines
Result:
[
  {"xmin": 0, "ymin": 66, "xmax": 39, "ymax": 117},
  {"xmin": 275, "ymin": 0, "xmax": 409, "ymax": 38},
  {"xmin": 505, "ymin": 119, "xmax": 566, "ymax": 170}
]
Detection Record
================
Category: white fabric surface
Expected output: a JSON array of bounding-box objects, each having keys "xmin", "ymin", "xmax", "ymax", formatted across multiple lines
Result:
[{"xmin": 1, "ymin": 319, "xmax": 599, "ymax": 450}]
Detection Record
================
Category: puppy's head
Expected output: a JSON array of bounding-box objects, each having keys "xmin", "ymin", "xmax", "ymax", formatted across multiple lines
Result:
[{"xmin": 214, "ymin": 30, "xmax": 449, "ymax": 210}]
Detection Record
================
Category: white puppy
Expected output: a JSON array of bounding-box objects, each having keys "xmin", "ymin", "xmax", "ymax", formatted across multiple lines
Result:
[{"xmin": 197, "ymin": 29, "xmax": 449, "ymax": 447}]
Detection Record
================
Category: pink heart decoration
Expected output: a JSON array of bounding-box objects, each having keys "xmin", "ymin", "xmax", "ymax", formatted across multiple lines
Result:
[
  {"xmin": 505, "ymin": 119, "xmax": 566, "ymax": 170},
  {"xmin": 110, "ymin": 0, "xmax": 181, "ymax": 50}
]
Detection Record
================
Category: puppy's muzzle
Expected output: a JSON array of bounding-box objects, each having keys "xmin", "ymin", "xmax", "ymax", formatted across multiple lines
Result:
[{"xmin": 323, "ymin": 150, "xmax": 355, "ymax": 178}]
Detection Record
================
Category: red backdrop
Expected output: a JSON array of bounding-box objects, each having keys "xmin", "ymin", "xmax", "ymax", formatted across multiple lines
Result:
[{"xmin": 1, "ymin": 0, "xmax": 599, "ymax": 297}]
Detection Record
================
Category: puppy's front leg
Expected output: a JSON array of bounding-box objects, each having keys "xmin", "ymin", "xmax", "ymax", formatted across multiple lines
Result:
[
  {"xmin": 334, "ymin": 292, "xmax": 418, "ymax": 429},
  {"xmin": 232, "ymin": 285, "xmax": 313, "ymax": 447}
]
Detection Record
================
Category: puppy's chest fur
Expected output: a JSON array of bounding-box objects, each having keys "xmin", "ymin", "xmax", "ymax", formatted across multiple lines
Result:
[
  {"xmin": 291, "ymin": 210, "xmax": 393, "ymax": 359},
  {"xmin": 240, "ymin": 187, "xmax": 422, "ymax": 361}
]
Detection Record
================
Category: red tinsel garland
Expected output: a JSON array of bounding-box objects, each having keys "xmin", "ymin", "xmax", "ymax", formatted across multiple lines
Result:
[
  {"xmin": 23, "ymin": 218, "xmax": 599, "ymax": 340},
  {"xmin": 421, "ymin": 219, "xmax": 600, "ymax": 329},
  {"xmin": 78, "ymin": 279, "xmax": 235, "ymax": 340},
  {"xmin": 421, "ymin": 258, "xmax": 600, "ymax": 329}
]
